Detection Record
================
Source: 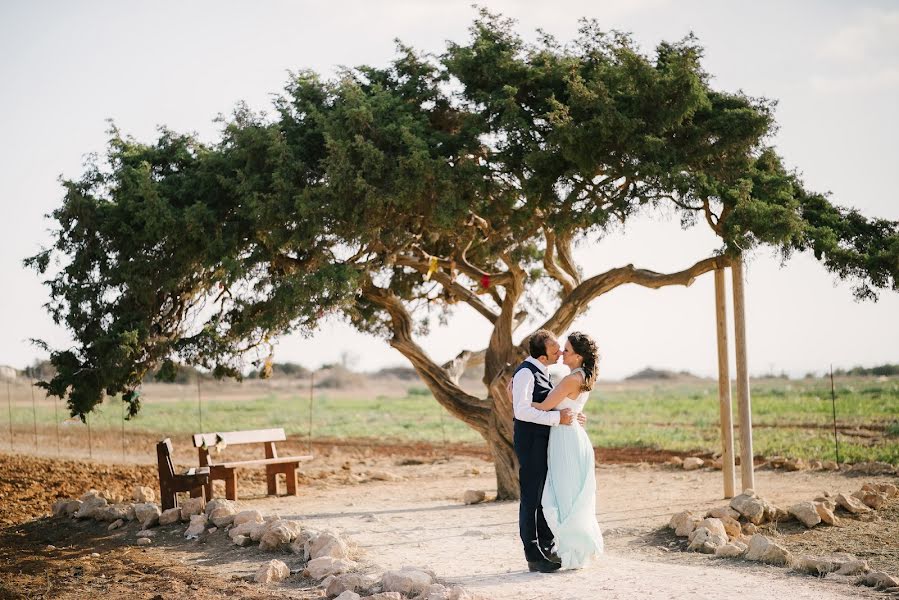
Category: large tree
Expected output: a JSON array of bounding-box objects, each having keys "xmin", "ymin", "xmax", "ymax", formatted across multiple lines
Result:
[{"xmin": 28, "ymin": 12, "xmax": 898, "ymax": 499}]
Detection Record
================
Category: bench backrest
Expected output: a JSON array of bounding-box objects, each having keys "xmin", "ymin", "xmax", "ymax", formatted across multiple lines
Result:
[
  {"xmin": 156, "ymin": 438, "xmax": 175, "ymax": 478},
  {"xmin": 192, "ymin": 428, "xmax": 286, "ymax": 449}
]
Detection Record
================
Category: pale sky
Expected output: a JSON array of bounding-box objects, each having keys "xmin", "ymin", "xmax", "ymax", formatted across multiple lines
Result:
[{"xmin": 1, "ymin": 0, "xmax": 897, "ymax": 380}]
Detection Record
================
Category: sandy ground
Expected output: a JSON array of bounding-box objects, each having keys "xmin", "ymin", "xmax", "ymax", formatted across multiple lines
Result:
[{"xmin": 2, "ymin": 447, "xmax": 897, "ymax": 600}]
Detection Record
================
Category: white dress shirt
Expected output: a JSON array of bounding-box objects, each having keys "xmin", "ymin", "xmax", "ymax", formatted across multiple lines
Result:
[{"xmin": 512, "ymin": 356, "xmax": 560, "ymax": 426}]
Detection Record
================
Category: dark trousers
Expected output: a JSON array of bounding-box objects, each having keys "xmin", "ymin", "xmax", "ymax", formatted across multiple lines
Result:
[{"xmin": 513, "ymin": 419, "xmax": 554, "ymax": 561}]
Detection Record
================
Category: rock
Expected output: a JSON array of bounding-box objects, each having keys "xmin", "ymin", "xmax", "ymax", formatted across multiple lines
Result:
[
  {"xmin": 764, "ymin": 503, "xmax": 790, "ymax": 523},
  {"xmin": 232, "ymin": 534, "xmax": 252, "ymax": 547},
  {"xmin": 834, "ymin": 559, "xmax": 869, "ymax": 576},
  {"xmin": 463, "ymin": 490, "xmax": 486, "ymax": 505},
  {"xmin": 179, "ymin": 497, "xmax": 205, "ymax": 520},
  {"xmin": 132, "ymin": 486, "xmax": 155, "ymax": 503},
  {"xmin": 767, "ymin": 456, "xmax": 786, "ymax": 468},
  {"xmin": 715, "ymin": 541, "xmax": 748, "ymax": 558},
  {"xmin": 133, "ymin": 503, "xmax": 161, "ymax": 528},
  {"xmin": 745, "ymin": 534, "xmax": 793, "ymax": 566},
  {"xmin": 682, "ymin": 457, "xmax": 704, "ymax": 471},
  {"xmin": 309, "ymin": 532, "xmax": 349, "ymax": 560},
  {"xmin": 107, "ymin": 519, "xmax": 125, "ymax": 531},
  {"xmin": 364, "ymin": 594, "xmax": 403, "ymax": 600},
  {"xmin": 860, "ymin": 571, "xmax": 899, "ymax": 589},
  {"xmin": 852, "ymin": 489, "xmax": 887, "ymax": 510},
  {"xmin": 849, "ymin": 461, "xmax": 896, "ymax": 476},
  {"xmin": 203, "ymin": 498, "xmax": 234, "ymax": 516},
  {"xmin": 667, "ymin": 456, "xmax": 683, "ymax": 466},
  {"xmin": 741, "ymin": 522, "xmax": 758, "ymax": 536},
  {"xmin": 421, "ymin": 583, "xmax": 450, "ymax": 600},
  {"xmin": 795, "ymin": 556, "xmax": 835, "ymax": 575},
  {"xmin": 334, "ymin": 592, "xmax": 361, "ymax": 600},
  {"xmin": 184, "ymin": 514, "xmax": 207, "ymax": 538},
  {"xmin": 229, "ymin": 520, "xmax": 261, "ymax": 540},
  {"xmin": 382, "ymin": 567, "xmax": 434, "ymax": 595},
  {"xmin": 788, "ymin": 502, "xmax": 822, "ymax": 528},
  {"xmin": 209, "ymin": 506, "xmax": 238, "ymax": 527},
  {"xmin": 254, "ymin": 559, "xmax": 290, "ymax": 584},
  {"xmin": 159, "ymin": 507, "xmax": 181, "ymax": 526},
  {"xmin": 326, "ymin": 573, "xmax": 376, "ymax": 597},
  {"xmin": 706, "ymin": 506, "xmax": 740, "ymax": 520},
  {"xmin": 95, "ymin": 505, "xmax": 130, "ymax": 523},
  {"xmin": 136, "ymin": 529, "xmax": 156, "ymax": 538},
  {"xmin": 52, "ymin": 499, "xmax": 82, "ymax": 518},
  {"xmin": 687, "ymin": 526, "xmax": 728, "ymax": 553},
  {"xmin": 305, "ymin": 557, "xmax": 355, "ymax": 579},
  {"xmin": 730, "ymin": 490, "xmax": 767, "ymax": 524},
  {"xmin": 45, "ymin": 545, "xmax": 56, "ymax": 551},
  {"xmin": 696, "ymin": 518, "xmax": 727, "ymax": 539},
  {"xmin": 875, "ymin": 482, "xmax": 898, "ymax": 498},
  {"xmin": 368, "ymin": 470, "xmax": 402, "ymax": 481},
  {"xmin": 814, "ymin": 502, "xmax": 838, "ymax": 525},
  {"xmin": 807, "ymin": 459, "xmax": 823, "ymax": 470},
  {"xmin": 136, "ymin": 537, "xmax": 152, "ymax": 546},
  {"xmin": 208, "ymin": 527, "xmax": 217, "ymax": 534},
  {"xmin": 74, "ymin": 492, "xmax": 108, "ymax": 519},
  {"xmin": 709, "ymin": 459, "xmax": 723, "ymax": 470},
  {"xmin": 719, "ymin": 516, "xmax": 742, "ymax": 539},
  {"xmin": 821, "ymin": 460, "xmax": 839, "ymax": 471},
  {"xmin": 835, "ymin": 492, "xmax": 872, "ymax": 514},
  {"xmin": 233, "ymin": 510, "xmax": 265, "ymax": 527},
  {"xmin": 250, "ymin": 521, "xmax": 274, "ymax": 542},
  {"xmin": 290, "ymin": 529, "xmax": 319, "ymax": 559},
  {"xmin": 668, "ymin": 511, "xmax": 702, "ymax": 537},
  {"xmin": 260, "ymin": 522, "xmax": 296, "ymax": 551},
  {"xmin": 783, "ymin": 457, "xmax": 805, "ymax": 471}
]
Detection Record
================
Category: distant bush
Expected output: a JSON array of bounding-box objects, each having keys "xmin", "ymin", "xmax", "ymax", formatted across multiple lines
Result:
[
  {"xmin": 407, "ymin": 386, "xmax": 431, "ymax": 397},
  {"xmin": 315, "ymin": 365, "xmax": 365, "ymax": 389},
  {"xmin": 625, "ymin": 367, "xmax": 698, "ymax": 380},
  {"xmin": 376, "ymin": 366, "xmax": 420, "ymax": 380},
  {"xmin": 833, "ymin": 364, "xmax": 899, "ymax": 377}
]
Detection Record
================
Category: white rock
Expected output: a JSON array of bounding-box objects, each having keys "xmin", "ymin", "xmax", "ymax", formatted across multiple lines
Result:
[
  {"xmin": 136, "ymin": 529, "xmax": 156, "ymax": 538},
  {"xmin": 860, "ymin": 571, "xmax": 899, "ymax": 589},
  {"xmin": 696, "ymin": 518, "xmax": 727, "ymax": 539},
  {"xmin": 184, "ymin": 514, "xmax": 207, "ymax": 538},
  {"xmin": 132, "ymin": 486, "xmax": 155, "ymax": 503},
  {"xmin": 209, "ymin": 506, "xmax": 238, "ymax": 527},
  {"xmin": 421, "ymin": 583, "xmax": 450, "ymax": 600},
  {"xmin": 730, "ymin": 490, "xmax": 767, "ymax": 524},
  {"xmin": 310, "ymin": 532, "xmax": 350, "ymax": 560},
  {"xmin": 834, "ymin": 492, "xmax": 872, "ymax": 514},
  {"xmin": 365, "ymin": 593, "xmax": 403, "ymax": 600},
  {"xmin": 334, "ymin": 592, "xmax": 361, "ymax": 600},
  {"xmin": 368, "ymin": 470, "xmax": 402, "ymax": 481},
  {"xmin": 305, "ymin": 557, "xmax": 356, "ymax": 580},
  {"xmin": 852, "ymin": 489, "xmax": 888, "ymax": 510},
  {"xmin": 52, "ymin": 499, "xmax": 82, "ymax": 518},
  {"xmin": 260, "ymin": 522, "xmax": 295, "ymax": 551},
  {"xmin": 875, "ymin": 482, "xmax": 898, "ymax": 498},
  {"xmin": 745, "ymin": 534, "xmax": 793, "ymax": 566},
  {"xmin": 233, "ymin": 509, "xmax": 264, "ymax": 527},
  {"xmin": 95, "ymin": 505, "xmax": 130, "ymax": 523},
  {"xmin": 788, "ymin": 502, "xmax": 822, "ymax": 528},
  {"xmin": 233, "ymin": 534, "xmax": 252, "ymax": 547},
  {"xmin": 706, "ymin": 506, "xmax": 740, "ymax": 520},
  {"xmin": 715, "ymin": 541, "xmax": 748, "ymax": 558},
  {"xmin": 74, "ymin": 492, "xmax": 108, "ymax": 519},
  {"xmin": 133, "ymin": 503, "xmax": 161, "ymax": 528},
  {"xmin": 159, "ymin": 507, "xmax": 181, "ymax": 526},
  {"xmin": 326, "ymin": 573, "xmax": 376, "ymax": 597},
  {"xmin": 250, "ymin": 521, "xmax": 273, "ymax": 542},
  {"xmin": 669, "ymin": 511, "xmax": 702, "ymax": 537},
  {"xmin": 136, "ymin": 537, "xmax": 152, "ymax": 546},
  {"xmin": 107, "ymin": 519, "xmax": 125, "ymax": 531},
  {"xmin": 834, "ymin": 559, "xmax": 869, "ymax": 576},
  {"xmin": 463, "ymin": 490, "xmax": 486, "ymax": 505},
  {"xmin": 814, "ymin": 502, "xmax": 838, "ymax": 525},
  {"xmin": 687, "ymin": 527, "xmax": 728, "ymax": 553},
  {"xmin": 179, "ymin": 497, "xmax": 205, "ymax": 520},
  {"xmin": 382, "ymin": 567, "xmax": 434, "ymax": 595},
  {"xmin": 291, "ymin": 528, "xmax": 319, "ymax": 559},
  {"xmin": 682, "ymin": 457, "xmax": 704, "ymax": 470},
  {"xmin": 821, "ymin": 460, "xmax": 839, "ymax": 470},
  {"xmin": 254, "ymin": 559, "xmax": 290, "ymax": 584}
]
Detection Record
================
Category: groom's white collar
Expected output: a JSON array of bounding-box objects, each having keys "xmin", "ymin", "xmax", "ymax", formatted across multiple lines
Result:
[{"xmin": 525, "ymin": 356, "xmax": 549, "ymax": 375}]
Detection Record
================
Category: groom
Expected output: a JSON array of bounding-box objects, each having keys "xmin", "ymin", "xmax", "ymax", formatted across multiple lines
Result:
[{"xmin": 511, "ymin": 329, "xmax": 585, "ymax": 573}]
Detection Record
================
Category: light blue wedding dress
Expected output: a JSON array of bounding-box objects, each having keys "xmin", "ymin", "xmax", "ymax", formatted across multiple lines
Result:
[{"xmin": 542, "ymin": 370, "xmax": 604, "ymax": 569}]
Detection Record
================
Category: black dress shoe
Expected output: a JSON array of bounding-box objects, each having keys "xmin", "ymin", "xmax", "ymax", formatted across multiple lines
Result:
[{"xmin": 528, "ymin": 558, "xmax": 562, "ymax": 573}]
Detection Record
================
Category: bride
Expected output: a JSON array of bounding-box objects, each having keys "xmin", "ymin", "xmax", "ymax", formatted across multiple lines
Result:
[{"xmin": 530, "ymin": 331, "xmax": 604, "ymax": 569}]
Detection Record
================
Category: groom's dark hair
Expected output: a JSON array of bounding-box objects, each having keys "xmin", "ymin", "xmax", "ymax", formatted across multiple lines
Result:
[{"xmin": 528, "ymin": 329, "xmax": 556, "ymax": 359}]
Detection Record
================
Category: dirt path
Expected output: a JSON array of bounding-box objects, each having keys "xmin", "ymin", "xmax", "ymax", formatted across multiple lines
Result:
[{"xmin": 1, "ymin": 451, "xmax": 897, "ymax": 599}]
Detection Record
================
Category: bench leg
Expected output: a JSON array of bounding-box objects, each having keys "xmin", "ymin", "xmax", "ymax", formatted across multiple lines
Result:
[
  {"xmin": 160, "ymin": 484, "xmax": 177, "ymax": 511},
  {"xmin": 225, "ymin": 470, "xmax": 238, "ymax": 501},
  {"xmin": 286, "ymin": 468, "xmax": 297, "ymax": 496},
  {"xmin": 204, "ymin": 480, "xmax": 213, "ymax": 502},
  {"xmin": 266, "ymin": 469, "xmax": 278, "ymax": 496},
  {"xmin": 189, "ymin": 485, "xmax": 205, "ymax": 499}
]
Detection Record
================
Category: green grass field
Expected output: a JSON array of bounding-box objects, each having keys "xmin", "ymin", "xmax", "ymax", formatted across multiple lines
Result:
[{"xmin": 6, "ymin": 377, "xmax": 898, "ymax": 464}]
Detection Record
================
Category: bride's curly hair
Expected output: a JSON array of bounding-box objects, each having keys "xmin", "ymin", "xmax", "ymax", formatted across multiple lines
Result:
[{"xmin": 568, "ymin": 331, "xmax": 600, "ymax": 392}]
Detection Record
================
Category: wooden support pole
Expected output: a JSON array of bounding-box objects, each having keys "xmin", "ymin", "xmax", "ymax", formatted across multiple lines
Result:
[
  {"xmin": 714, "ymin": 268, "xmax": 736, "ymax": 498},
  {"xmin": 732, "ymin": 255, "xmax": 755, "ymax": 491}
]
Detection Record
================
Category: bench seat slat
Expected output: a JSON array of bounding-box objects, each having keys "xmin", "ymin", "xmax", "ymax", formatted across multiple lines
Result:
[
  {"xmin": 209, "ymin": 455, "xmax": 313, "ymax": 469},
  {"xmin": 192, "ymin": 428, "xmax": 287, "ymax": 448}
]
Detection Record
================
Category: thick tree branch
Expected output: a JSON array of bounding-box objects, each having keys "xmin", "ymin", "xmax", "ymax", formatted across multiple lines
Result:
[
  {"xmin": 362, "ymin": 283, "xmax": 491, "ymax": 433},
  {"xmin": 542, "ymin": 228, "xmax": 577, "ymax": 295},
  {"xmin": 554, "ymin": 230, "xmax": 581, "ymax": 286},
  {"xmin": 535, "ymin": 255, "xmax": 732, "ymax": 338}
]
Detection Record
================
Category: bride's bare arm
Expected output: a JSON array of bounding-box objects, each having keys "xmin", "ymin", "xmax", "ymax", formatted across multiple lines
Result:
[{"xmin": 531, "ymin": 374, "xmax": 581, "ymax": 411}]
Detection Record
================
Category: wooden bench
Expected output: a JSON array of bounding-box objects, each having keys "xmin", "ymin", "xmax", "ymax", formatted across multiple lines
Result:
[
  {"xmin": 156, "ymin": 438, "xmax": 210, "ymax": 511},
  {"xmin": 192, "ymin": 428, "xmax": 313, "ymax": 501}
]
